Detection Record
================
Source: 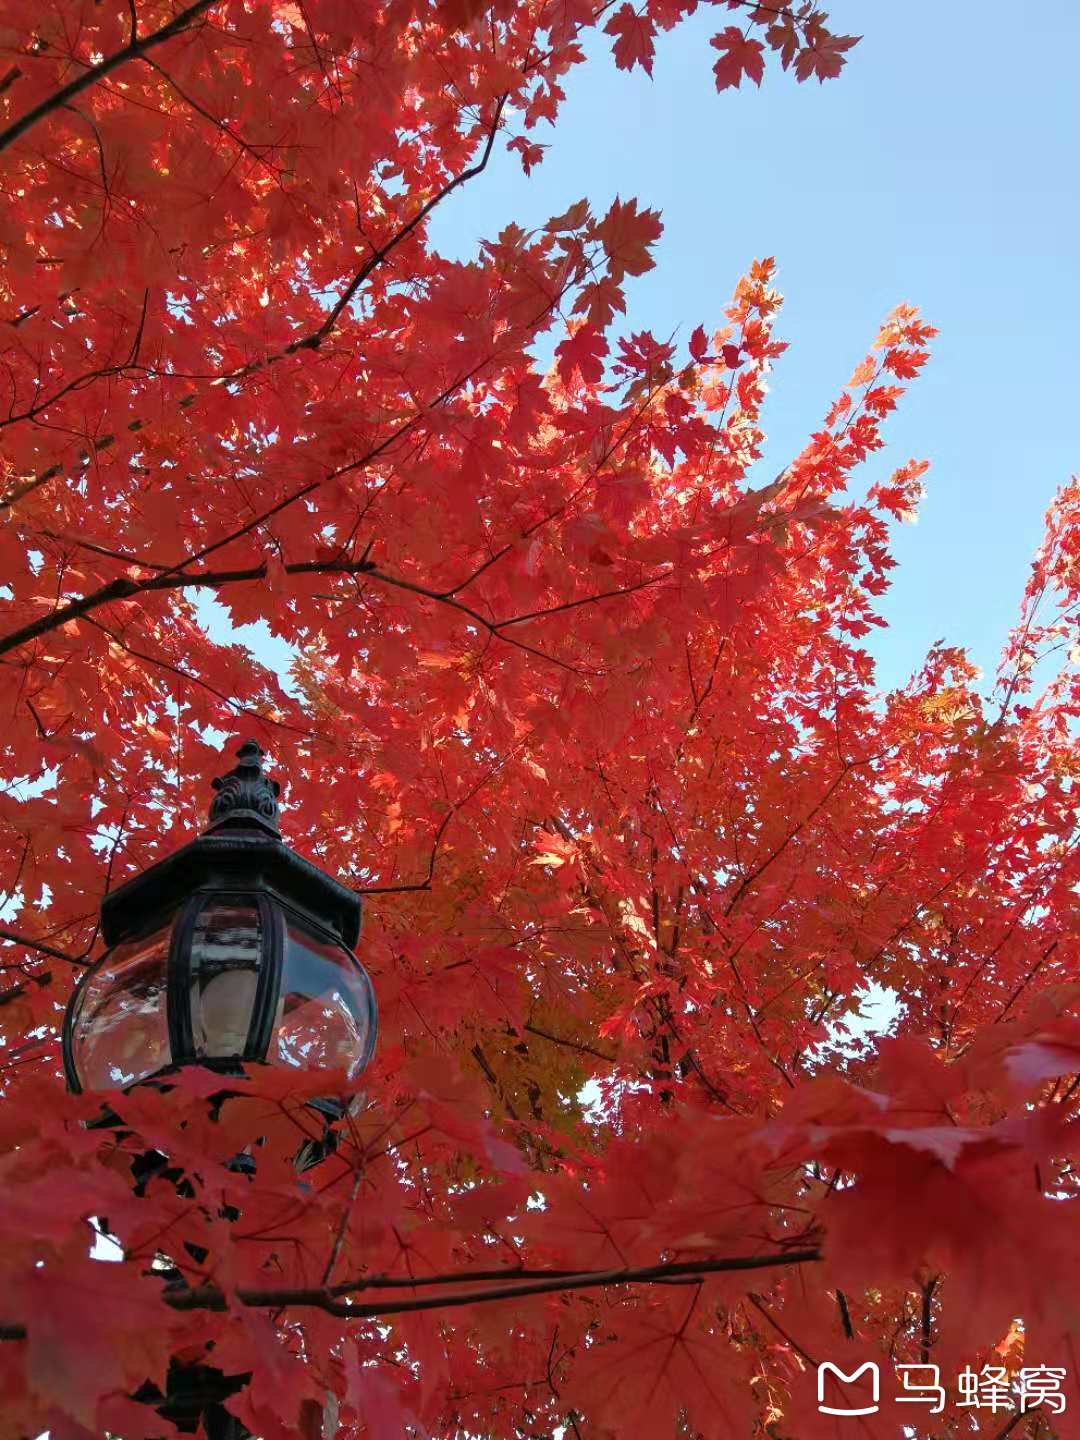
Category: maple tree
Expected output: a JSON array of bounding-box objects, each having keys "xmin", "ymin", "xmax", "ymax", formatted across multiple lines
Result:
[{"xmin": 0, "ymin": 1, "xmax": 1078, "ymax": 1438}]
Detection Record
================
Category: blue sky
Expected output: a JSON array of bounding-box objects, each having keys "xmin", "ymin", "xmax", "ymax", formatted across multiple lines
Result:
[{"xmin": 426, "ymin": 0, "xmax": 1080, "ymax": 694}]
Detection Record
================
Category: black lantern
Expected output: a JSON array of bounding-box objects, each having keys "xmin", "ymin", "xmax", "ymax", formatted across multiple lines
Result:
[{"xmin": 62, "ymin": 741, "xmax": 376, "ymax": 1094}]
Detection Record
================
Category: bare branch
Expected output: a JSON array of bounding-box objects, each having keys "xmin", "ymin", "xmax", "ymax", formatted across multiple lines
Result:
[
  {"xmin": 0, "ymin": 926, "xmax": 88, "ymax": 967},
  {"xmin": 0, "ymin": 538, "xmax": 660, "ymax": 675},
  {"xmin": 0, "ymin": 1250, "xmax": 820, "ymax": 1339},
  {"xmin": 523, "ymin": 1022, "xmax": 616, "ymax": 1064},
  {"xmin": 0, "ymin": 0, "xmax": 220, "ymax": 156},
  {"xmin": 290, "ymin": 95, "xmax": 509, "ymax": 356}
]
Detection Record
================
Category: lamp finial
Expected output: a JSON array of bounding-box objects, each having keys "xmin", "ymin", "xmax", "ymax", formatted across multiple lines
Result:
[{"xmin": 206, "ymin": 739, "xmax": 281, "ymax": 835}]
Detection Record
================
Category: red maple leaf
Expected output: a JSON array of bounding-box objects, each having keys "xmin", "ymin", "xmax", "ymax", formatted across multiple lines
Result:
[
  {"xmin": 556, "ymin": 323, "xmax": 608, "ymax": 387},
  {"xmin": 604, "ymin": 3, "xmax": 656, "ymax": 75},
  {"xmin": 593, "ymin": 196, "xmax": 664, "ymax": 282},
  {"xmin": 566, "ymin": 1291, "xmax": 760, "ymax": 1437},
  {"xmin": 711, "ymin": 26, "xmax": 767, "ymax": 90}
]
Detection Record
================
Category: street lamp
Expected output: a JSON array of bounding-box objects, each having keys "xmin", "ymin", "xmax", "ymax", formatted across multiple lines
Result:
[
  {"xmin": 62, "ymin": 740, "xmax": 377, "ymax": 1095},
  {"xmin": 60, "ymin": 741, "xmax": 373, "ymax": 1439}
]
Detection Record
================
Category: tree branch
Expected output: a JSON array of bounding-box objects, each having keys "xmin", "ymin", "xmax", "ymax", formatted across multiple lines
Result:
[
  {"xmin": 190, "ymin": 1249, "xmax": 823, "ymax": 1317},
  {"xmin": 0, "ymin": 0, "xmax": 220, "ymax": 156},
  {"xmin": 523, "ymin": 1022, "xmax": 616, "ymax": 1064},
  {"xmin": 0, "ymin": 926, "xmax": 88, "ymax": 967},
  {"xmin": 0, "ymin": 1249, "xmax": 820, "ymax": 1339},
  {"xmin": 357, "ymin": 748, "xmax": 520, "ymax": 894},
  {"xmin": 0, "ymin": 541, "xmax": 664, "ymax": 674},
  {"xmin": 290, "ymin": 95, "xmax": 509, "ymax": 355},
  {"xmin": 722, "ymin": 759, "xmax": 865, "ymax": 918}
]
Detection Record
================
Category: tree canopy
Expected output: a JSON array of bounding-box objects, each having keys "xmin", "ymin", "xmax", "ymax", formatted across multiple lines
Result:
[{"xmin": 0, "ymin": 2, "xmax": 1077, "ymax": 1437}]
